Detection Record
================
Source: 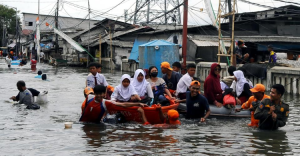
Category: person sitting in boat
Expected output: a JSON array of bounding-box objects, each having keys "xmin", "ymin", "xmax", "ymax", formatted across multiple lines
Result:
[
  {"xmin": 80, "ymin": 85, "xmax": 149, "ymax": 124},
  {"xmin": 236, "ymin": 84, "xmax": 270, "ymax": 127},
  {"xmin": 132, "ymin": 69, "xmax": 154, "ymax": 104},
  {"xmin": 220, "ymin": 66, "xmax": 236, "ymax": 91},
  {"xmin": 35, "ymin": 70, "xmax": 43, "ymax": 78},
  {"xmin": 147, "ymin": 66, "xmax": 174, "ymax": 103},
  {"xmin": 111, "ymin": 74, "xmax": 141, "ymax": 102},
  {"xmin": 204, "ymin": 63, "xmax": 223, "ymax": 107},
  {"xmin": 254, "ymin": 84, "xmax": 289, "ymax": 130},
  {"xmin": 92, "ymin": 63, "xmax": 114, "ymax": 99},
  {"xmin": 86, "ymin": 62, "xmax": 112, "ymax": 99},
  {"xmin": 231, "ymin": 70, "xmax": 252, "ymax": 105},
  {"xmin": 172, "ymin": 61, "xmax": 182, "ymax": 74},
  {"xmin": 176, "ymin": 63, "xmax": 196, "ymax": 100},
  {"xmin": 176, "ymin": 81, "xmax": 210, "ymax": 122},
  {"xmin": 161, "ymin": 62, "xmax": 182, "ymax": 96},
  {"xmin": 19, "ymin": 57, "xmax": 27, "ymax": 66},
  {"xmin": 86, "ymin": 63, "xmax": 108, "ymax": 89}
]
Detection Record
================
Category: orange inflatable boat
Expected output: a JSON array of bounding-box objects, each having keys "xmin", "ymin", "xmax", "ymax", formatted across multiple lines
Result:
[{"xmin": 107, "ymin": 96, "xmax": 179, "ymax": 124}]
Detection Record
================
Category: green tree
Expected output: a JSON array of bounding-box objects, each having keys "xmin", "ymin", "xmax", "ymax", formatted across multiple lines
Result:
[{"xmin": 0, "ymin": 4, "xmax": 21, "ymax": 47}]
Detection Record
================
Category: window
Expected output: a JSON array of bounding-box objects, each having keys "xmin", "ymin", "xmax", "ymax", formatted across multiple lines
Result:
[{"xmin": 25, "ymin": 21, "xmax": 33, "ymax": 26}]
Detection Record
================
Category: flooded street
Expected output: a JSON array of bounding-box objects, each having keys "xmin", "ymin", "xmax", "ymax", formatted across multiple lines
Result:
[{"xmin": 1, "ymin": 59, "xmax": 300, "ymax": 155}]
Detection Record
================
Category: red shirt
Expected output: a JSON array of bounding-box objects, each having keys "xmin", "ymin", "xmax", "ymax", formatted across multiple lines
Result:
[{"xmin": 80, "ymin": 95, "xmax": 114, "ymax": 123}]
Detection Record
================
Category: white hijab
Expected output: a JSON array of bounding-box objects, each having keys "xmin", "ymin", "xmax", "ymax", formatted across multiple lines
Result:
[
  {"xmin": 132, "ymin": 69, "xmax": 149, "ymax": 96},
  {"xmin": 116, "ymin": 74, "xmax": 136, "ymax": 101},
  {"xmin": 233, "ymin": 70, "xmax": 249, "ymax": 97}
]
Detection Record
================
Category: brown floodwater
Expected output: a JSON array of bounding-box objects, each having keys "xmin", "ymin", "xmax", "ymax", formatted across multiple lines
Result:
[{"xmin": 0, "ymin": 59, "xmax": 300, "ymax": 155}]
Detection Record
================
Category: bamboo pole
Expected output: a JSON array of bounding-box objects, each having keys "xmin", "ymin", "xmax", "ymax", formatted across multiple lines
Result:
[{"xmin": 99, "ymin": 34, "xmax": 101, "ymax": 64}]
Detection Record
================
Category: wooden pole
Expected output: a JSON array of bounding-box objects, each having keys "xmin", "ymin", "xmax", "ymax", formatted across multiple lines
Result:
[
  {"xmin": 231, "ymin": 0, "xmax": 236, "ymax": 66},
  {"xmin": 218, "ymin": 0, "xmax": 221, "ymax": 64},
  {"xmin": 109, "ymin": 27, "xmax": 113, "ymax": 71},
  {"xmin": 99, "ymin": 34, "xmax": 101, "ymax": 64}
]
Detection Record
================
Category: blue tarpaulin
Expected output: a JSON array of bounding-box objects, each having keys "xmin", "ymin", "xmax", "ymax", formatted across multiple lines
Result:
[{"xmin": 128, "ymin": 38, "xmax": 149, "ymax": 62}]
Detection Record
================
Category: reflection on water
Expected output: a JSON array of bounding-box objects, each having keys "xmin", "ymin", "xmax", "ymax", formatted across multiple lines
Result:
[{"xmin": 0, "ymin": 61, "xmax": 299, "ymax": 155}]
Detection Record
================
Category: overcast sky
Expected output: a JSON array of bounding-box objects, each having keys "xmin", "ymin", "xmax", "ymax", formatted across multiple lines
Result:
[{"xmin": 0, "ymin": 0, "xmax": 297, "ymax": 25}]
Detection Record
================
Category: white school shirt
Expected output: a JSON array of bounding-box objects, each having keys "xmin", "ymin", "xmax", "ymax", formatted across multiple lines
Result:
[
  {"xmin": 86, "ymin": 73, "xmax": 108, "ymax": 88},
  {"xmin": 176, "ymin": 73, "xmax": 193, "ymax": 95}
]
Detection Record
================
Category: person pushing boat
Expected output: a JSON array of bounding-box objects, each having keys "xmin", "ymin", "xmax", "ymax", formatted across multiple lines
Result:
[
  {"xmin": 254, "ymin": 84, "xmax": 289, "ymax": 130},
  {"xmin": 80, "ymin": 85, "xmax": 149, "ymax": 124},
  {"xmin": 9, "ymin": 81, "xmax": 42, "ymax": 109},
  {"xmin": 176, "ymin": 81, "xmax": 210, "ymax": 122},
  {"xmin": 235, "ymin": 84, "xmax": 270, "ymax": 127}
]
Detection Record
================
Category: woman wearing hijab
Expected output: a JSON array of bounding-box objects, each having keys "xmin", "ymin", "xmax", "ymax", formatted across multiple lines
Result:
[
  {"xmin": 111, "ymin": 74, "xmax": 141, "ymax": 102},
  {"xmin": 231, "ymin": 70, "xmax": 252, "ymax": 105},
  {"xmin": 204, "ymin": 63, "xmax": 223, "ymax": 107},
  {"xmin": 132, "ymin": 69, "xmax": 154, "ymax": 99},
  {"xmin": 147, "ymin": 66, "xmax": 174, "ymax": 103}
]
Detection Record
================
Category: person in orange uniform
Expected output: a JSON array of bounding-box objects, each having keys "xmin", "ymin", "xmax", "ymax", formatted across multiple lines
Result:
[
  {"xmin": 152, "ymin": 105, "xmax": 181, "ymax": 128},
  {"xmin": 235, "ymin": 84, "xmax": 270, "ymax": 127}
]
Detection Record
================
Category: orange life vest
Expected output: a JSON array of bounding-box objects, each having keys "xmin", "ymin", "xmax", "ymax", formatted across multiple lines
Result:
[{"xmin": 79, "ymin": 97, "xmax": 106, "ymax": 123}]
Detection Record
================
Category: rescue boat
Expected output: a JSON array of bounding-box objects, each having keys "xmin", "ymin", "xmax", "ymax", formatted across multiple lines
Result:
[
  {"xmin": 178, "ymin": 103, "xmax": 251, "ymax": 118},
  {"xmin": 107, "ymin": 96, "xmax": 179, "ymax": 124}
]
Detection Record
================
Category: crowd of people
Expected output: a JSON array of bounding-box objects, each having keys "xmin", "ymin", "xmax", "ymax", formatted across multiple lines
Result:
[
  {"xmin": 8, "ymin": 57, "xmax": 288, "ymax": 130},
  {"xmin": 79, "ymin": 61, "xmax": 289, "ymax": 130}
]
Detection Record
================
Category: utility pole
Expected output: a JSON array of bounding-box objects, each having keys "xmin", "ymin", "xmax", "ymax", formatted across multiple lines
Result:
[
  {"xmin": 99, "ymin": 34, "xmax": 101, "ymax": 64},
  {"xmin": 37, "ymin": 0, "xmax": 40, "ymax": 62},
  {"xmin": 181, "ymin": 0, "xmax": 188, "ymax": 74},
  {"xmin": 15, "ymin": 8, "xmax": 17, "ymax": 55},
  {"xmin": 55, "ymin": 0, "xmax": 59, "ymax": 53},
  {"xmin": 88, "ymin": 0, "xmax": 90, "ymax": 65},
  {"xmin": 164, "ymin": 0, "xmax": 167, "ymax": 24},
  {"xmin": 176, "ymin": 0, "xmax": 181, "ymax": 25},
  {"xmin": 1, "ymin": 17, "xmax": 4, "ymax": 47},
  {"xmin": 146, "ymin": 1, "xmax": 150, "ymax": 23}
]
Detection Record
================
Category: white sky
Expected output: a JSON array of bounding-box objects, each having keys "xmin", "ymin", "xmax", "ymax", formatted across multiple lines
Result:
[{"xmin": 0, "ymin": 0, "xmax": 297, "ymax": 26}]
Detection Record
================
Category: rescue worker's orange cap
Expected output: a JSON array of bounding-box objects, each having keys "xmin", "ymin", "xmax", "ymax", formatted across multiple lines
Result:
[
  {"xmin": 167, "ymin": 110, "xmax": 181, "ymax": 125},
  {"xmin": 250, "ymin": 84, "xmax": 265, "ymax": 93},
  {"xmin": 190, "ymin": 80, "xmax": 201, "ymax": 87},
  {"xmin": 84, "ymin": 87, "xmax": 94, "ymax": 95},
  {"xmin": 161, "ymin": 62, "xmax": 173, "ymax": 71}
]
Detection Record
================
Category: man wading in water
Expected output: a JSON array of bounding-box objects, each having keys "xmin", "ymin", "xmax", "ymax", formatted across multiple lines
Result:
[{"xmin": 254, "ymin": 84, "xmax": 289, "ymax": 130}]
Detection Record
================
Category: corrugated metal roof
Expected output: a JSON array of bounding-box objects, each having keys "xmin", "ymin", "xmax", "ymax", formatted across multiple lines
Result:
[
  {"xmin": 191, "ymin": 40, "xmax": 231, "ymax": 47},
  {"xmin": 191, "ymin": 35, "xmax": 300, "ymax": 43},
  {"xmin": 105, "ymin": 40, "xmax": 134, "ymax": 48}
]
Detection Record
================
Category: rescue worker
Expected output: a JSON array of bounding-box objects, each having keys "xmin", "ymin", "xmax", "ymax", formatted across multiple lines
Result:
[
  {"xmin": 268, "ymin": 45, "xmax": 277, "ymax": 63},
  {"xmin": 155, "ymin": 105, "xmax": 181, "ymax": 126},
  {"xmin": 254, "ymin": 84, "xmax": 289, "ymax": 130},
  {"xmin": 235, "ymin": 84, "xmax": 270, "ymax": 127},
  {"xmin": 80, "ymin": 85, "xmax": 149, "ymax": 124}
]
